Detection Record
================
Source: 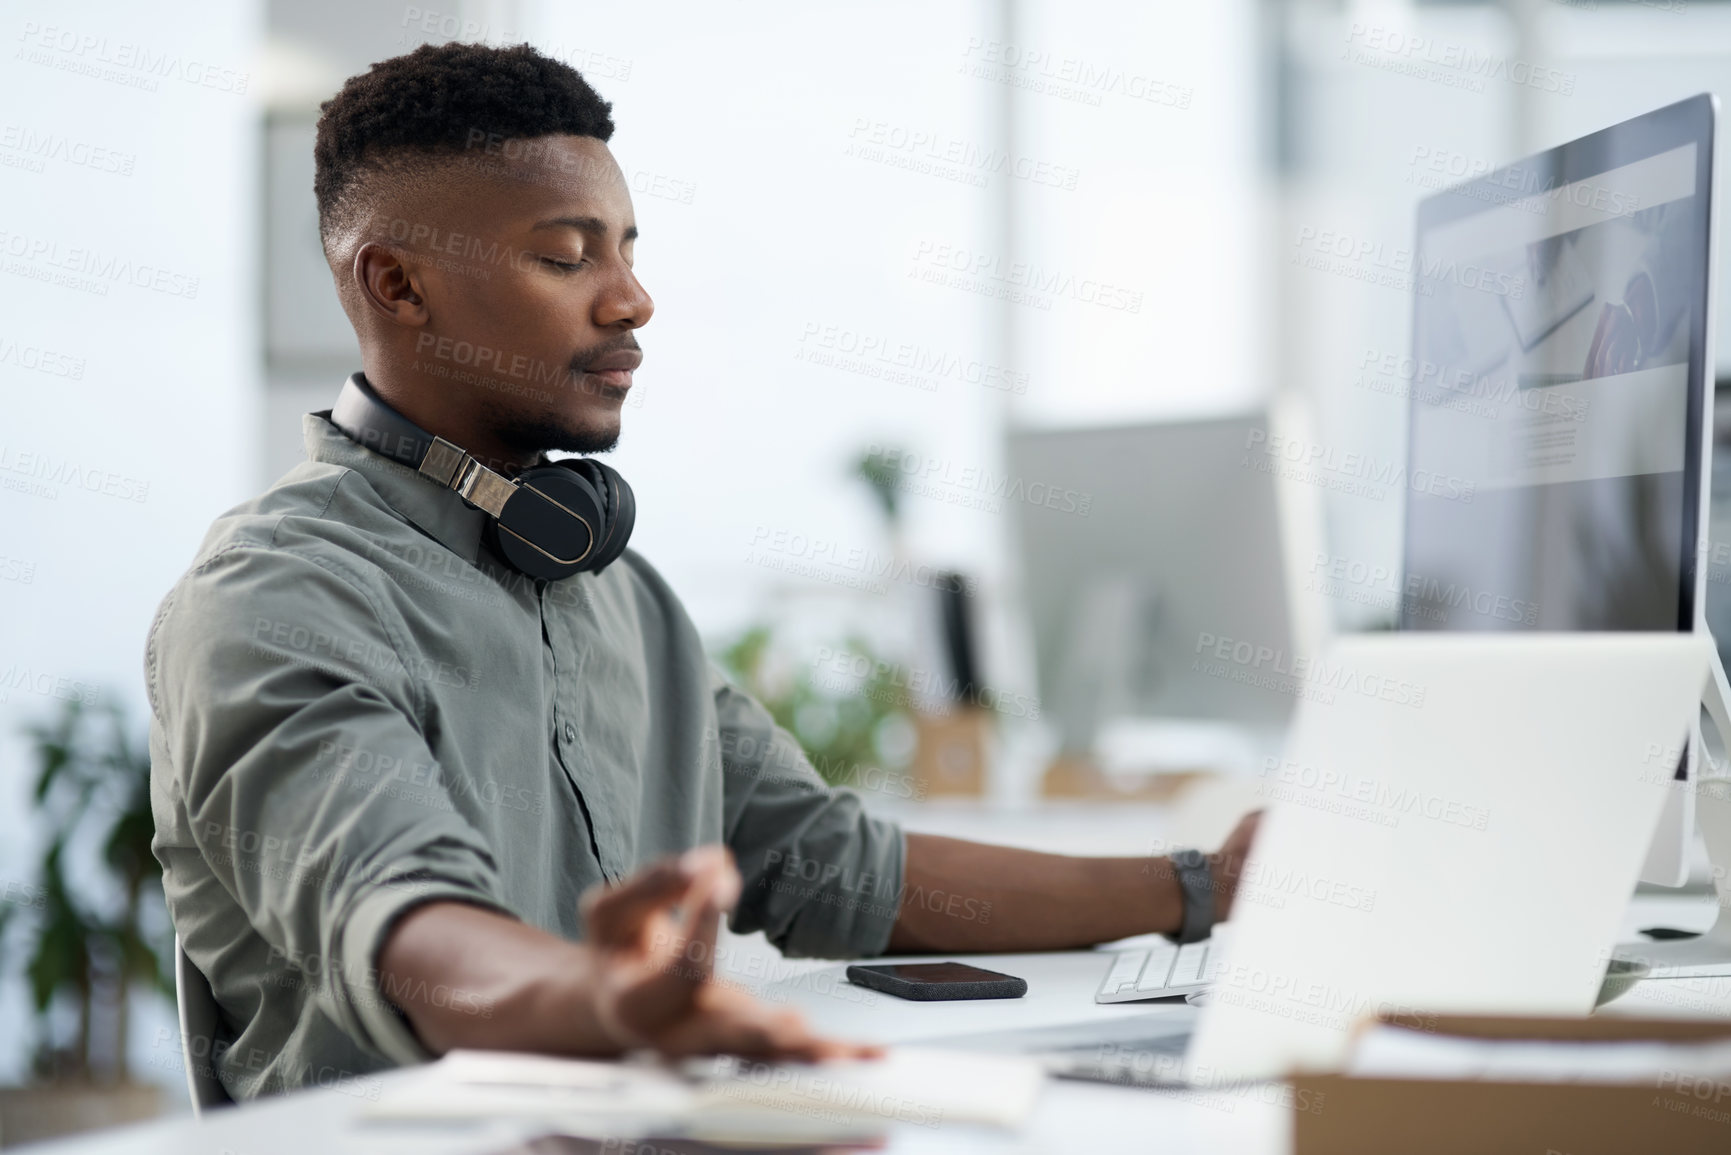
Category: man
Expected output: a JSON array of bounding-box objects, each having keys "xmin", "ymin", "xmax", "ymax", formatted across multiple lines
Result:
[{"xmin": 146, "ymin": 41, "xmax": 1258, "ymax": 1100}]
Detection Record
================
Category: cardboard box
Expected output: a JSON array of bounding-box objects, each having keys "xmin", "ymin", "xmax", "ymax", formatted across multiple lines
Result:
[{"xmin": 1291, "ymin": 1014, "xmax": 1731, "ymax": 1155}]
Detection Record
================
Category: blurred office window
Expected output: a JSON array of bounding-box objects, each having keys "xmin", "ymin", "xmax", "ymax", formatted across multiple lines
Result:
[{"xmin": 1007, "ymin": 1, "xmax": 1269, "ymax": 429}]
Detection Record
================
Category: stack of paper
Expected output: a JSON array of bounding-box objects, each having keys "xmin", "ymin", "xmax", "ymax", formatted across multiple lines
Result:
[
  {"xmin": 361, "ymin": 1047, "xmax": 1044, "ymax": 1146},
  {"xmin": 1346, "ymin": 1022, "xmax": 1731, "ymax": 1085}
]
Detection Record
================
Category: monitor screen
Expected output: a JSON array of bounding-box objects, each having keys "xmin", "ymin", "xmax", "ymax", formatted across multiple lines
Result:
[
  {"xmin": 1007, "ymin": 415, "xmax": 1295, "ymax": 749},
  {"xmin": 1401, "ymin": 96, "xmax": 1715, "ymax": 633}
]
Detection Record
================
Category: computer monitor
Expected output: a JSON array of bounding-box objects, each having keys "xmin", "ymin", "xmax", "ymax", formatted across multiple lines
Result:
[
  {"xmin": 1400, "ymin": 96, "xmax": 1720, "ymax": 896},
  {"xmin": 1006, "ymin": 413, "xmax": 1303, "ymax": 765}
]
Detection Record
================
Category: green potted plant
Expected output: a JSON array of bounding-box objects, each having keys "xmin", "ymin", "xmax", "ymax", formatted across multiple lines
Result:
[
  {"xmin": 0, "ymin": 694, "xmax": 172, "ymax": 1145},
  {"xmin": 715, "ymin": 626, "xmax": 919, "ymax": 796}
]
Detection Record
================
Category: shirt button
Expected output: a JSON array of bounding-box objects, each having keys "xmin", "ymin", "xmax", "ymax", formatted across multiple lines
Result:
[{"xmin": 563, "ymin": 722, "xmax": 576, "ymax": 742}]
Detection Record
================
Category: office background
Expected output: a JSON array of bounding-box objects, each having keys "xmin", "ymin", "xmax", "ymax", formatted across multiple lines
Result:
[{"xmin": 3, "ymin": 0, "xmax": 1731, "ymax": 1120}]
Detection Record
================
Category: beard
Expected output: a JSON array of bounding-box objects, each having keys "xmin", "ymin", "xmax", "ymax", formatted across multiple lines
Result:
[
  {"xmin": 489, "ymin": 334, "xmax": 637, "ymax": 461},
  {"xmin": 494, "ymin": 412, "xmax": 620, "ymax": 459}
]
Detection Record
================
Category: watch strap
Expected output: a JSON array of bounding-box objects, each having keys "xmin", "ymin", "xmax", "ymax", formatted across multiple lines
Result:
[{"xmin": 1167, "ymin": 848, "xmax": 1215, "ymax": 944}]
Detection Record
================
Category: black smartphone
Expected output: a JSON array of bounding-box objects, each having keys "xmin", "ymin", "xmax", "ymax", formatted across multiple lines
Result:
[{"xmin": 844, "ymin": 962, "xmax": 1028, "ymax": 1001}]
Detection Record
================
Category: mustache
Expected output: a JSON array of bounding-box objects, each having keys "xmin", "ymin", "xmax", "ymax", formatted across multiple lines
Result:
[{"xmin": 568, "ymin": 334, "xmax": 642, "ymax": 373}]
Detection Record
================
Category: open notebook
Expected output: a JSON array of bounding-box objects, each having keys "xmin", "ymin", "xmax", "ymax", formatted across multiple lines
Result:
[{"xmin": 360, "ymin": 1046, "xmax": 1044, "ymax": 1146}]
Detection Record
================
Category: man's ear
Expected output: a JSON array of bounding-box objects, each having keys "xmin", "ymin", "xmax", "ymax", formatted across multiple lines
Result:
[{"xmin": 353, "ymin": 242, "xmax": 428, "ymax": 327}]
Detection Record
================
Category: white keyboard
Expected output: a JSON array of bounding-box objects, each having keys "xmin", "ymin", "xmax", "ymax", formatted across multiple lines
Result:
[{"xmin": 1094, "ymin": 939, "xmax": 1217, "ymax": 1004}]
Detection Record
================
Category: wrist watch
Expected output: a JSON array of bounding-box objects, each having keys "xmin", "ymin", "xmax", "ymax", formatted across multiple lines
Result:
[{"xmin": 1166, "ymin": 848, "xmax": 1215, "ymax": 944}]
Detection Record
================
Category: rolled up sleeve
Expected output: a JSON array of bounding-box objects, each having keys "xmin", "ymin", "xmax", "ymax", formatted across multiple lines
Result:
[
  {"xmin": 712, "ymin": 667, "xmax": 906, "ymax": 959},
  {"xmin": 149, "ymin": 544, "xmax": 515, "ymax": 1064}
]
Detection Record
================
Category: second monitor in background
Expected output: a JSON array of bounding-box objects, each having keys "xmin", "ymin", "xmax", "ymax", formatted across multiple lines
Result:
[{"xmin": 1007, "ymin": 413, "xmax": 1309, "ymax": 776}]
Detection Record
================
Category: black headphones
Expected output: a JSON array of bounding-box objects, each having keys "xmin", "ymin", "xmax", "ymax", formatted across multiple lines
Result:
[{"xmin": 327, "ymin": 373, "xmax": 635, "ymax": 581}]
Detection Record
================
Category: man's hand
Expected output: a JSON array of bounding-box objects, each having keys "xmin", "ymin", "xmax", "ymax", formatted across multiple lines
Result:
[
  {"xmin": 583, "ymin": 845, "xmax": 878, "ymax": 1061},
  {"xmin": 1207, "ymin": 810, "xmax": 1263, "ymax": 924},
  {"xmin": 378, "ymin": 846, "xmax": 877, "ymax": 1063}
]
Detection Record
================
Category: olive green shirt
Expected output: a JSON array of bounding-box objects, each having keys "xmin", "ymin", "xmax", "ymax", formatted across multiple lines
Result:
[{"xmin": 145, "ymin": 413, "xmax": 906, "ymax": 1100}]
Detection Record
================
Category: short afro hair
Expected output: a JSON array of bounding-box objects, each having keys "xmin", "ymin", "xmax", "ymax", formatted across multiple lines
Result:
[{"xmin": 313, "ymin": 41, "xmax": 615, "ymax": 254}]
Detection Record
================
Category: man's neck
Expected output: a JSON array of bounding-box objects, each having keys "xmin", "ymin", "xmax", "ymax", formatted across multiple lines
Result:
[{"xmin": 359, "ymin": 363, "xmax": 541, "ymax": 475}]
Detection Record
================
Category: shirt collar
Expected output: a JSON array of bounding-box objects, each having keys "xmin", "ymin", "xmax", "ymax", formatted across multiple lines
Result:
[{"xmin": 303, "ymin": 410, "xmax": 490, "ymax": 567}]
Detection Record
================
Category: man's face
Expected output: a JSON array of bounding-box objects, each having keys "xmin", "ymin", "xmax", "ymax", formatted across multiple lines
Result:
[{"xmin": 392, "ymin": 134, "xmax": 653, "ymax": 460}]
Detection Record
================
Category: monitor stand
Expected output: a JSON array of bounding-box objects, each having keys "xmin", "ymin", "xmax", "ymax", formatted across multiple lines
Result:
[{"xmin": 1614, "ymin": 645, "xmax": 1731, "ymax": 978}]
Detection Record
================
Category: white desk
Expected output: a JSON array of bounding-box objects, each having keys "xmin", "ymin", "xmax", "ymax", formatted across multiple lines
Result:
[
  {"xmin": 20, "ymin": 888, "xmax": 1731, "ymax": 1154},
  {"xmin": 18, "ymin": 797, "xmax": 1731, "ymax": 1153}
]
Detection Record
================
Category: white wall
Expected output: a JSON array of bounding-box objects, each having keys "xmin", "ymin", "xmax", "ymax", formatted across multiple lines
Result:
[{"xmin": 0, "ymin": 0, "xmax": 263, "ymax": 1087}]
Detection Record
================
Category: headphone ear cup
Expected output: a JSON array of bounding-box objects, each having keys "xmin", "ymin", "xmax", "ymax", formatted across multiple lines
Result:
[
  {"xmin": 487, "ymin": 464, "xmax": 604, "ymax": 581},
  {"xmin": 560, "ymin": 459, "xmax": 635, "ymax": 572}
]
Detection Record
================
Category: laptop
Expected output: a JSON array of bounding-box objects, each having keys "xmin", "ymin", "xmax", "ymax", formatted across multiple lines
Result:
[{"xmin": 938, "ymin": 634, "xmax": 1711, "ymax": 1087}]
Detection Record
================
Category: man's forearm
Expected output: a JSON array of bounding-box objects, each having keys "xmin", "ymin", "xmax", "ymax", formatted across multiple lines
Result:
[
  {"xmin": 885, "ymin": 833, "xmax": 1183, "ymax": 952},
  {"xmin": 377, "ymin": 900, "xmax": 620, "ymax": 1056}
]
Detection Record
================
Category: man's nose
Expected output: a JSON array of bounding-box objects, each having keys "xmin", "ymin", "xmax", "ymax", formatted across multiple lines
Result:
[{"xmin": 596, "ymin": 266, "xmax": 654, "ymax": 329}]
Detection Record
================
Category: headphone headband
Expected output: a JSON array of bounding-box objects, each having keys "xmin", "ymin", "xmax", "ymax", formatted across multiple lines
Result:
[
  {"xmin": 330, "ymin": 373, "xmax": 441, "ymax": 472},
  {"xmin": 326, "ymin": 373, "xmax": 634, "ymax": 579}
]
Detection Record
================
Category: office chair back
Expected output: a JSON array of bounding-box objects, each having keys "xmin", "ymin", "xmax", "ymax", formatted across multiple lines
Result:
[{"xmin": 173, "ymin": 935, "xmax": 233, "ymax": 1114}]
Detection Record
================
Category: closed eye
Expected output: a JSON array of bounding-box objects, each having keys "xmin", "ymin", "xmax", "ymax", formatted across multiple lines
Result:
[{"xmin": 540, "ymin": 256, "xmax": 583, "ymax": 272}]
